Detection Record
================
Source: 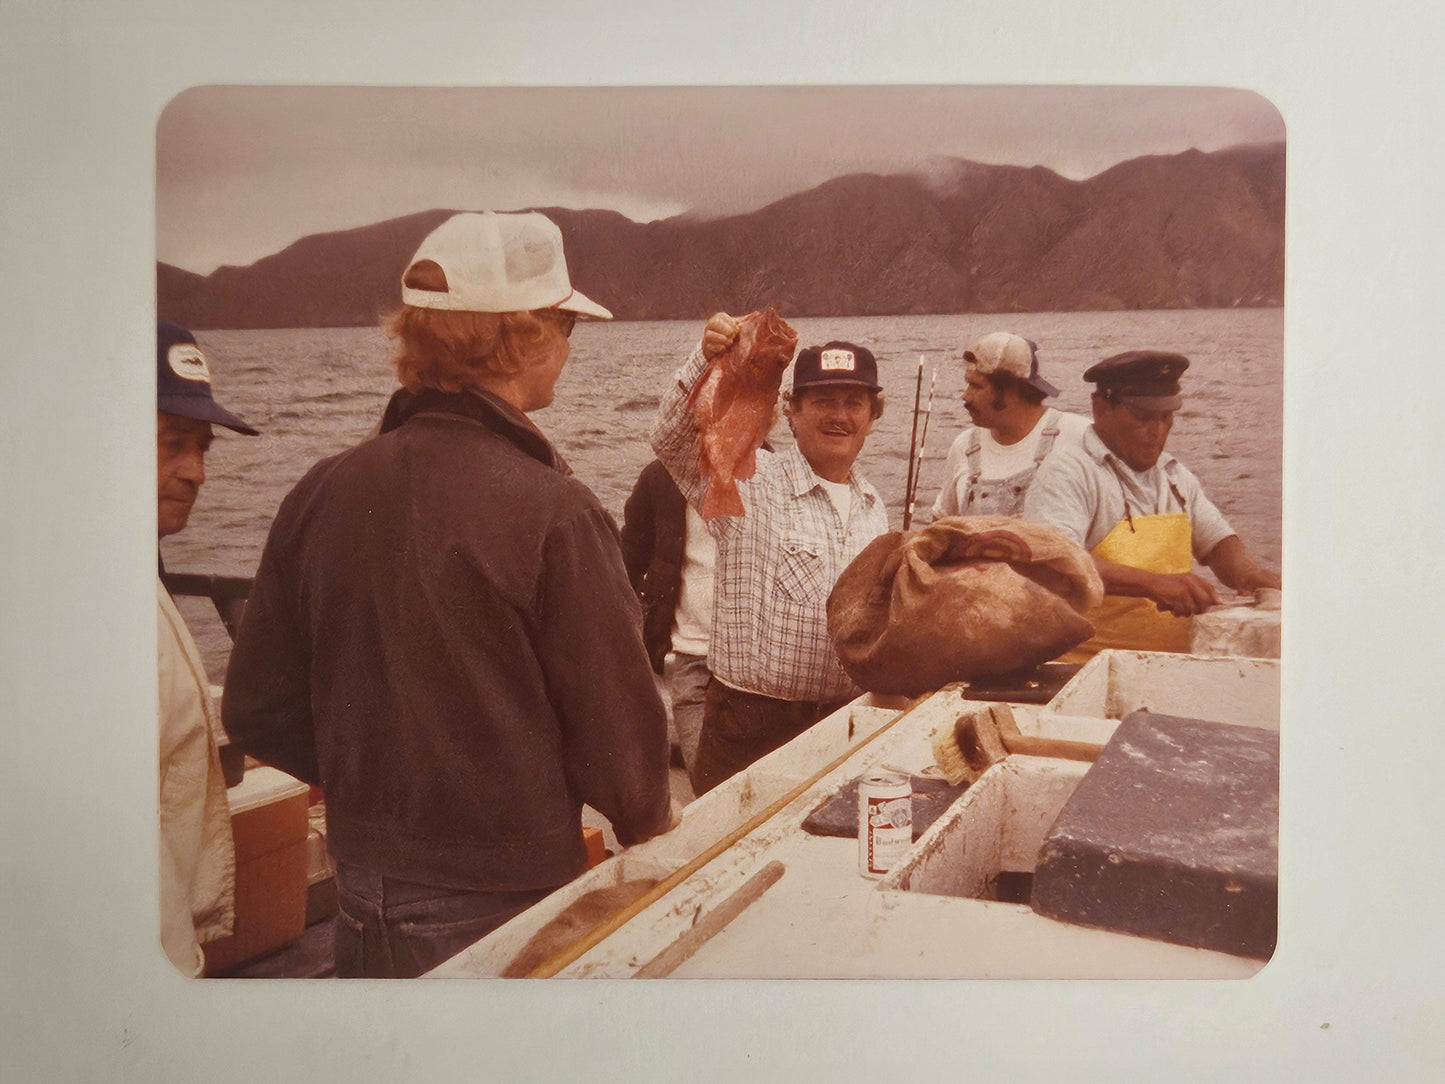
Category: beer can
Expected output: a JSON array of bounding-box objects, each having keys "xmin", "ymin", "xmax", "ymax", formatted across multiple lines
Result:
[{"xmin": 859, "ymin": 771, "xmax": 912, "ymax": 877}]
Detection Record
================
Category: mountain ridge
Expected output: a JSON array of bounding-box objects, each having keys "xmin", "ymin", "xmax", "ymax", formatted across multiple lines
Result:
[{"xmin": 158, "ymin": 143, "xmax": 1284, "ymax": 329}]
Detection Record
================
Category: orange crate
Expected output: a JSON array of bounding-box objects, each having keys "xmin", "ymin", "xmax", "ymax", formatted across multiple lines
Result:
[{"xmin": 203, "ymin": 767, "xmax": 310, "ymax": 974}]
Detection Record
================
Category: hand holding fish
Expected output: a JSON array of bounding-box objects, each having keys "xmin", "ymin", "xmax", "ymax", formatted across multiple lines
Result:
[
  {"xmin": 702, "ymin": 312, "xmax": 741, "ymax": 360},
  {"xmin": 686, "ymin": 307, "xmax": 799, "ymax": 519}
]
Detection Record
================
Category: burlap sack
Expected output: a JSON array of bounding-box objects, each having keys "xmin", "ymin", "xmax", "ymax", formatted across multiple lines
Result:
[{"xmin": 827, "ymin": 515, "xmax": 1105, "ymax": 696}]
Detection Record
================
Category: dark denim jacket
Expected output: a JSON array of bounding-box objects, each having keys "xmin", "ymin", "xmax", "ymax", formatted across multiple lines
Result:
[{"xmin": 223, "ymin": 386, "xmax": 671, "ymax": 892}]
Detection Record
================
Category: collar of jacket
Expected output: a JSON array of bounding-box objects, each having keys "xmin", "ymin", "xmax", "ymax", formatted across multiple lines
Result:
[{"xmin": 379, "ymin": 385, "xmax": 572, "ymax": 475}]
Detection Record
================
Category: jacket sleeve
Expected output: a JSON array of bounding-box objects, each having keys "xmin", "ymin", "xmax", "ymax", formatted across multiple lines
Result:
[
  {"xmin": 220, "ymin": 497, "xmax": 321, "ymax": 786},
  {"xmin": 534, "ymin": 503, "xmax": 673, "ymax": 846},
  {"xmin": 619, "ymin": 462, "xmax": 660, "ymax": 595},
  {"xmin": 650, "ymin": 345, "xmax": 711, "ymax": 514}
]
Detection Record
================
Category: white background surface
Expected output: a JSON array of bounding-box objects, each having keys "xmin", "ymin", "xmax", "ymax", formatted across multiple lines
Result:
[{"xmin": 2, "ymin": 0, "xmax": 1442, "ymax": 1078}]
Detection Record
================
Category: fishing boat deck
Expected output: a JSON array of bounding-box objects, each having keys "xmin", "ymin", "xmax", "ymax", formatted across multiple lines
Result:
[{"xmin": 431, "ymin": 647, "xmax": 1280, "ymax": 979}]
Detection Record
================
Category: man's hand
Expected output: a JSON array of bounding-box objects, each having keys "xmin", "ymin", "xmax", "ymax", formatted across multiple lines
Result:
[
  {"xmin": 621, "ymin": 796, "xmax": 686, "ymax": 850},
  {"xmin": 701, "ymin": 312, "xmax": 740, "ymax": 360},
  {"xmin": 1146, "ymin": 571, "xmax": 1220, "ymax": 617},
  {"xmin": 665, "ymin": 796, "xmax": 685, "ymax": 832},
  {"xmin": 1235, "ymin": 568, "xmax": 1283, "ymax": 594},
  {"xmin": 1202, "ymin": 534, "xmax": 1281, "ymax": 595},
  {"xmin": 1095, "ymin": 556, "xmax": 1220, "ymax": 617}
]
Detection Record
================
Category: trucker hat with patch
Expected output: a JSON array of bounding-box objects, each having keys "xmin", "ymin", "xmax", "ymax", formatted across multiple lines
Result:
[
  {"xmin": 157, "ymin": 322, "xmax": 258, "ymax": 435},
  {"xmin": 963, "ymin": 332, "xmax": 1059, "ymax": 398},
  {"xmin": 1083, "ymin": 350, "xmax": 1190, "ymax": 411},
  {"xmin": 790, "ymin": 341, "xmax": 882, "ymax": 392},
  {"xmin": 400, "ymin": 211, "xmax": 612, "ymax": 319}
]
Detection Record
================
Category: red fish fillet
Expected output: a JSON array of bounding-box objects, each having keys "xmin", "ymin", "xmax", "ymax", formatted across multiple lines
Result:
[{"xmin": 686, "ymin": 307, "xmax": 798, "ymax": 518}]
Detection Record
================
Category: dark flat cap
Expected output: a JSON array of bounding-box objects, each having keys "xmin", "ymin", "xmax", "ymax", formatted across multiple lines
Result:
[{"xmin": 1083, "ymin": 350, "xmax": 1189, "ymax": 411}]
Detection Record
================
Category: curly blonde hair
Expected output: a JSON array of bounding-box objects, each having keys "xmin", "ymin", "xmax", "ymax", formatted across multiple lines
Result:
[{"xmin": 384, "ymin": 259, "xmax": 553, "ymax": 392}]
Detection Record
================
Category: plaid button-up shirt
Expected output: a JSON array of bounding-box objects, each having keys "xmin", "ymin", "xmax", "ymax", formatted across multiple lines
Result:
[{"xmin": 651, "ymin": 347, "xmax": 890, "ymax": 703}]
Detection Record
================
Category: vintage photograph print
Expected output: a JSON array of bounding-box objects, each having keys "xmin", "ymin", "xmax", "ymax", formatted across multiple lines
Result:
[{"xmin": 156, "ymin": 84, "xmax": 1283, "ymax": 979}]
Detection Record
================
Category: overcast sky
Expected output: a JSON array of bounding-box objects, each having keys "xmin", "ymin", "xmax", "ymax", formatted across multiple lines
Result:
[{"xmin": 157, "ymin": 85, "xmax": 1284, "ymax": 274}]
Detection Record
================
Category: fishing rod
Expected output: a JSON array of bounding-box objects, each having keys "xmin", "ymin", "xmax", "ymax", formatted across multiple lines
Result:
[
  {"xmin": 904, "ymin": 362, "xmax": 937, "ymax": 531},
  {"xmin": 902, "ymin": 357, "xmax": 924, "ymax": 530}
]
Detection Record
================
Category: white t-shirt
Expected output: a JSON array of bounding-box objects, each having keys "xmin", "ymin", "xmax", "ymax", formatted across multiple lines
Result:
[
  {"xmin": 817, "ymin": 476, "xmax": 853, "ymax": 526},
  {"xmin": 670, "ymin": 503, "xmax": 715, "ymax": 655},
  {"xmin": 931, "ymin": 408, "xmax": 1090, "ymax": 519}
]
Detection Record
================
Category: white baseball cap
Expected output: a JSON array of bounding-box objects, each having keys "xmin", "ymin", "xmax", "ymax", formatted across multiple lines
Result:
[
  {"xmin": 963, "ymin": 331, "xmax": 1060, "ymax": 398},
  {"xmin": 401, "ymin": 211, "xmax": 613, "ymax": 319}
]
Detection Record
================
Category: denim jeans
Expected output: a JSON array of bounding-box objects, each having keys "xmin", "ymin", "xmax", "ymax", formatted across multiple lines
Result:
[
  {"xmin": 333, "ymin": 863, "xmax": 552, "ymax": 978},
  {"xmin": 664, "ymin": 652, "xmax": 711, "ymax": 774}
]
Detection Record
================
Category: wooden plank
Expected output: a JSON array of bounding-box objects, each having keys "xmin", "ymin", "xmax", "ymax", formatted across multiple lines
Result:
[{"xmin": 632, "ymin": 861, "xmax": 785, "ymax": 978}]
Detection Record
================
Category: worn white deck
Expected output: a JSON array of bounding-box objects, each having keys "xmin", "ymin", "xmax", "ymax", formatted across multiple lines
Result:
[{"xmin": 431, "ymin": 638, "xmax": 1280, "ymax": 979}]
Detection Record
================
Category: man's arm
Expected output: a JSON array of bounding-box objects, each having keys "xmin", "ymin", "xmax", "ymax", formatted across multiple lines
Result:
[
  {"xmin": 619, "ymin": 463, "xmax": 660, "ymax": 595},
  {"xmin": 535, "ymin": 505, "xmax": 676, "ymax": 846},
  {"xmin": 929, "ymin": 434, "xmax": 966, "ymax": 522},
  {"xmin": 220, "ymin": 509, "xmax": 320, "ymax": 785},
  {"xmin": 650, "ymin": 313, "xmax": 740, "ymax": 516},
  {"xmin": 1096, "ymin": 534, "xmax": 1279, "ymax": 619},
  {"xmin": 650, "ymin": 345, "xmax": 709, "ymax": 512},
  {"xmin": 1091, "ymin": 556, "xmax": 1220, "ymax": 617},
  {"xmin": 1201, "ymin": 534, "xmax": 1282, "ymax": 593}
]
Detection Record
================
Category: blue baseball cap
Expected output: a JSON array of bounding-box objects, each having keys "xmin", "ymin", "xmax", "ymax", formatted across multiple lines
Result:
[{"xmin": 157, "ymin": 322, "xmax": 258, "ymax": 435}]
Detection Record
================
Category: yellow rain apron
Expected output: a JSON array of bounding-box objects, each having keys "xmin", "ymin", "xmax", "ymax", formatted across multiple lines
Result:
[{"xmin": 1061, "ymin": 507, "xmax": 1194, "ymax": 663}]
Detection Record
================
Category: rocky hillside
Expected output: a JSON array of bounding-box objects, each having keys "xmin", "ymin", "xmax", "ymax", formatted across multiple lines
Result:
[{"xmin": 158, "ymin": 143, "xmax": 1284, "ymax": 328}]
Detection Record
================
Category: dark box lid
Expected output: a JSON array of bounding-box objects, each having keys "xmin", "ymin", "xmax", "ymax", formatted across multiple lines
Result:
[{"xmin": 1030, "ymin": 711, "xmax": 1278, "ymax": 959}]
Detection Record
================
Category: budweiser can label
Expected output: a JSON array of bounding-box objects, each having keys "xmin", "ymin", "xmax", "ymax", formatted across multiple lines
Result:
[{"xmin": 859, "ymin": 772, "xmax": 912, "ymax": 877}]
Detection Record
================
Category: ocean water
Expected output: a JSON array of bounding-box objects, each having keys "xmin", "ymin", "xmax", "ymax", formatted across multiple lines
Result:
[{"xmin": 163, "ymin": 309, "xmax": 1283, "ymax": 680}]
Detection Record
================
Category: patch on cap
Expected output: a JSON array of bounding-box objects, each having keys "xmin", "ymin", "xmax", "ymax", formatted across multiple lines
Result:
[
  {"xmin": 820, "ymin": 348, "xmax": 857, "ymax": 372},
  {"xmin": 167, "ymin": 342, "xmax": 212, "ymax": 383}
]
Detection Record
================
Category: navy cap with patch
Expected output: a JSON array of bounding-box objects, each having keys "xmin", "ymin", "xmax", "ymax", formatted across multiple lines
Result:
[
  {"xmin": 1083, "ymin": 350, "xmax": 1189, "ymax": 411},
  {"xmin": 157, "ymin": 322, "xmax": 258, "ymax": 435},
  {"xmin": 791, "ymin": 340, "xmax": 881, "ymax": 392}
]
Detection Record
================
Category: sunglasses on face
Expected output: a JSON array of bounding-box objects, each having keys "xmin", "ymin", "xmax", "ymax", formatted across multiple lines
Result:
[{"xmin": 539, "ymin": 310, "xmax": 577, "ymax": 337}]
